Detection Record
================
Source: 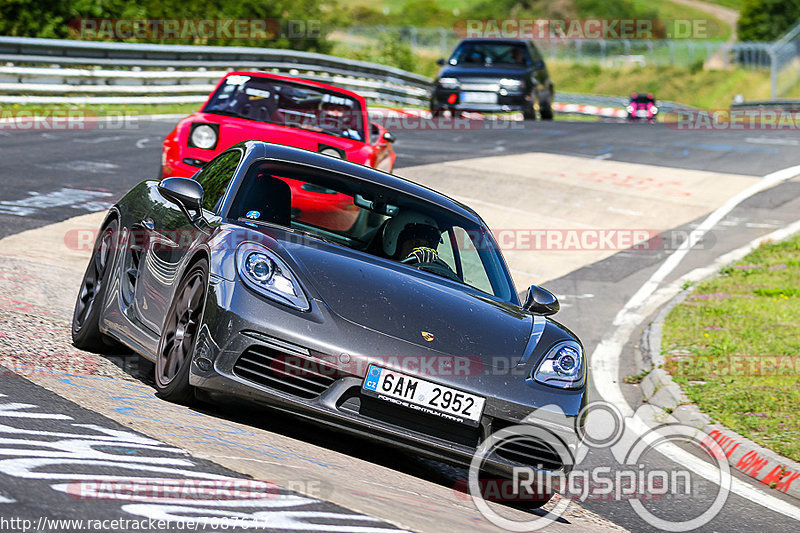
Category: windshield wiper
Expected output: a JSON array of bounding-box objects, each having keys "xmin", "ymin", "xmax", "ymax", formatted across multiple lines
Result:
[{"xmin": 236, "ymin": 218, "xmax": 340, "ymax": 245}]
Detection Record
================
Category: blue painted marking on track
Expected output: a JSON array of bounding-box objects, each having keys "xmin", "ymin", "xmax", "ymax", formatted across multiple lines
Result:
[{"xmin": 672, "ymin": 141, "xmax": 779, "ymax": 153}]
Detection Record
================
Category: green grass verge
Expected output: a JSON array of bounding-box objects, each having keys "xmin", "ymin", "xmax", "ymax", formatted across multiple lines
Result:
[
  {"xmin": 632, "ymin": 0, "xmax": 732, "ymax": 40},
  {"xmin": 661, "ymin": 233, "xmax": 800, "ymax": 462},
  {"xmin": 548, "ymin": 61, "xmax": 800, "ymax": 108}
]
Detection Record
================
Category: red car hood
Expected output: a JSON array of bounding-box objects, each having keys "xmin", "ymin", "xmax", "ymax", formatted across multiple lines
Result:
[{"xmin": 187, "ymin": 112, "xmax": 367, "ymax": 153}]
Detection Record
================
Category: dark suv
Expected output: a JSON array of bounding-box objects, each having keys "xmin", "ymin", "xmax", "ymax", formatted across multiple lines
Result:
[{"xmin": 430, "ymin": 38, "xmax": 554, "ymax": 120}]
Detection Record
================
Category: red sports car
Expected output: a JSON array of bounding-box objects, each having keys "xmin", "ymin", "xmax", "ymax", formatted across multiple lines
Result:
[{"xmin": 161, "ymin": 71, "xmax": 396, "ymax": 232}]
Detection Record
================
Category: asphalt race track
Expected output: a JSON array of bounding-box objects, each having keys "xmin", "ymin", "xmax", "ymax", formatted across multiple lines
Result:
[{"xmin": 1, "ymin": 116, "xmax": 800, "ymax": 532}]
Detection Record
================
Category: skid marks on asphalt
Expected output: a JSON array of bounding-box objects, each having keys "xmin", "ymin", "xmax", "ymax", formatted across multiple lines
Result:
[
  {"xmin": 0, "ymin": 384, "xmax": 409, "ymax": 532},
  {"xmin": 0, "ymin": 188, "xmax": 114, "ymax": 217}
]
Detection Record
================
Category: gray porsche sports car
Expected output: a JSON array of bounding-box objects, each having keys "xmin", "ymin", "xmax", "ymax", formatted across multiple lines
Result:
[{"xmin": 72, "ymin": 141, "xmax": 586, "ymax": 481}]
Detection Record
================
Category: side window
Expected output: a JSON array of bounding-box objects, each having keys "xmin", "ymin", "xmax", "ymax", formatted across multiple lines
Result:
[
  {"xmin": 452, "ymin": 226, "xmax": 493, "ymax": 294},
  {"xmin": 194, "ymin": 149, "xmax": 242, "ymax": 212},
  {"xmin": 436, "ymin": 230, "xmax": 458, "ymax": 273}
]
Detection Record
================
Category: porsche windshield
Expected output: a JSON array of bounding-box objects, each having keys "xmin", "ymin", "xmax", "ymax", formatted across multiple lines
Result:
[
  {"xmin": 228, "ymin": 161, "xmax": 516, "ymax": 302},
  {"xmin": 204, "ymin": 75, "xmax": 365, "ymax": 142}
]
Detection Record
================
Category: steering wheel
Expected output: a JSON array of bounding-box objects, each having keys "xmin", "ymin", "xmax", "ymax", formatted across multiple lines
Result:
[{"xmin": 401, "ymin": 255, "xmax": 461, "ymax": 282}]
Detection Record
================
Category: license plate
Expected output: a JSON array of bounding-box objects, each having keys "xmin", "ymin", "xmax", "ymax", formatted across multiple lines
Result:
[
  {"xmin": 637, "ymin": 109, "xmax": 649, "ymax": 117},
  {"xmin": 460, "ymin": 91, "xmax": 497, "ymax": 104},
  {"xmin": 362, "ymin": 364, "xmax": 485, "ymax": 427}
]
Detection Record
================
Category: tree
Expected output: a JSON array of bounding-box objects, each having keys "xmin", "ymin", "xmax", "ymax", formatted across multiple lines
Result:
[{"xmin": 738, "ymin": 0, "xmax": 800, "ymax": 42}]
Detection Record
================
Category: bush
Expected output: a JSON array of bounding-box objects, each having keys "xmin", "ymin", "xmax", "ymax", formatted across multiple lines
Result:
[
  {"xmin": 0, "ymin": 0, "xmax": 338, "ymax": 52},
  {"xmin": 738, "ymin": 0, "xmax": 800, "ymax": 41}
]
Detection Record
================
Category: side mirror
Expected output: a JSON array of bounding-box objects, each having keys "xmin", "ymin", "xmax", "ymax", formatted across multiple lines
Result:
[
  {"xmin": 159, "ymin": 177, "xmax": 203, "ymax": 214},
  {"xmin": 522, "ymin": 285, "xmax": 559, "ymax": 315},
  {"xmin": 534, "ymin": 60, "xmax": 545, "ymax": 70},
  {"xmin": 382, "ymin": 131, "xmax": 396, "ymax": 144},
  {"xmin": 436, "ymin": 58, "xmax": 445, "ymax": 66}
]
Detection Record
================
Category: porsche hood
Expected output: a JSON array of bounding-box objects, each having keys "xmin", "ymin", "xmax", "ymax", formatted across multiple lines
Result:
[{"xmin": 278, "ymin": 235, "xmax": 534, "ymax": 360}]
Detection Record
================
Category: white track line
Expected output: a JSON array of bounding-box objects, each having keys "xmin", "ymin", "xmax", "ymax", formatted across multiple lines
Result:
[{"xmin": 591, "ymin": 164, "xmax": 800, "ymax": 520}]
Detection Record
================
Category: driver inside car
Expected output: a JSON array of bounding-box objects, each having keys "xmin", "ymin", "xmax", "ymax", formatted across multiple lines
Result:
[
  {"xmin": 381, "ymin": 211, "xmax": 442, "ymax": 263},
  {"xmin": 396, "ymin": 223, "xmax": 442, "ymax": 263}
]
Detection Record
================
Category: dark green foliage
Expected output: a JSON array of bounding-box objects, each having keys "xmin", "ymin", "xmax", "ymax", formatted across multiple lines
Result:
[
  {"xmin": 0, "ymin": 0, "xmax": 337, "ymax": 52},
  {"xmin": 737, "ymin": 0, "xmax": 800, "ymax": 41}
]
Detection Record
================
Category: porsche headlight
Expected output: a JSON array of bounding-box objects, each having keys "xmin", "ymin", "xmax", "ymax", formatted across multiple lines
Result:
[
  {"xmin": 651, "ymin": 106, "xmax": 658, "ymax": 115},
  {"xmin": 236, "ymin": 244, "xmax": 309, "ymax": 311},
  {"xmin": 532, "ymin": 341, "xmax": 585, "ymax": 389},
  {"xmin": 190, "ymin": 124, "xmax": 218, "ymax": 150},
  {"xmin": 438, "ymin": 77, "xmax": 460, "ymax": 89}
]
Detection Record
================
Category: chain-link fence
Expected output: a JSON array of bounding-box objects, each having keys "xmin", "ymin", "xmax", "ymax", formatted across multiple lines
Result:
[{"xmin": 336, "ymin": 24, "xmax": 800, "ymax": 99}]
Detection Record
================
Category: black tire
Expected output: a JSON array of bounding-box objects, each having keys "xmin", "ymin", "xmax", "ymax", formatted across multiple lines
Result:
[
  {"xmin": 523, "ymin": 99, "xmax": 536, "ymax": 120},
  {"xmin": 155, "ymin": 258, "xmax": 208, "ymax": 404},
  {"xmin": 72, "ymin": 219, "xmax": 119, "ymax": 351},
  {"xmin": 430, "ymin": 107, "xmax": 442, "ymax": 118},
  {"xmin": 539, "ymin": 90, "xmax": 554, "ymax": 121}
]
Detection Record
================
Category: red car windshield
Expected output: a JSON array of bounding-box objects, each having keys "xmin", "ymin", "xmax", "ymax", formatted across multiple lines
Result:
[{"xmin": 203, "ymin": 75, "xmax": 365, "ymax": 142}]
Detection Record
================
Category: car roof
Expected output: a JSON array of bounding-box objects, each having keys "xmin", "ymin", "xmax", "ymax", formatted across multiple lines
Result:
[
  {"xmin": 457, "ymin": 38, "xmax": 530, "ymax": 45},
  {"xmin": 219, "ymin": 70, "xmax": 367, "ymax": 105},
  {"xmin": 243, "ymin": 141, "xmax": 484, "ymax": 224}
]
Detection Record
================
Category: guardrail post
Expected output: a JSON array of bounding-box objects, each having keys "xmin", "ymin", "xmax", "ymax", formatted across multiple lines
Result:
[{"xmin": 769, "ymin": 47, "xmax": 777, "ymax": 99}]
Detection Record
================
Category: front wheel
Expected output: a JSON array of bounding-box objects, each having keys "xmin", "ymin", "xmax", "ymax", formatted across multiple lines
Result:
[
  {"xmin": 539, "ymin": 91, "xmax": 554, "ymax": 121},
  {"xmin": 155, "ymin": 258, "xmax": 208, "ymax": 404},
  {"xmin": 523, "ymin": 101, "xmax": 536, "ymax": 120},
  {"xmin": 72, "ymin": 219, "xmax": 119, "ymax": 351}
]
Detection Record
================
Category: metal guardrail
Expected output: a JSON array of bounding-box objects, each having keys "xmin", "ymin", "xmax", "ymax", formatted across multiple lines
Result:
[
  {"xmin": 0, "ymin": 36, "xmax": 695, "ymax": 117},
  {"xmin": 0, "ymin": 36, "xmax": 432, "ymax": 106},
  {"xmin": 730, "ymin": 99, "xmax": 800, "ymax": 110},
  {"xmin": 555, "ymin": 92, "xmax": 692, "ymax": 114}
]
